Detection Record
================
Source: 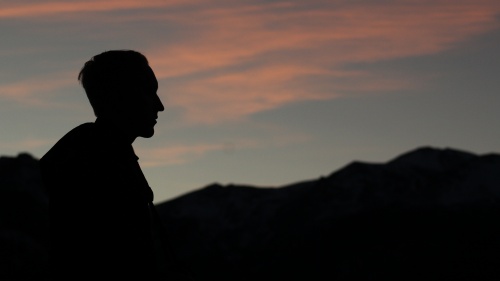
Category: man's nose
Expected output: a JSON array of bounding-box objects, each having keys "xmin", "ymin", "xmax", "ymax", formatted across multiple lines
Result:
[{"xmin": 156, "ymin": 94, "xmax": 165, "ymax": 112}]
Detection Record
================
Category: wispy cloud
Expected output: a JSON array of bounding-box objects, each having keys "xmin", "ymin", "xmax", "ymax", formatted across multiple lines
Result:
[
  {"xmin": 136, "ymin": 140, "xmax": 257, "ymax": 167},
  {"xmin": 147, "ymin": 0, "xmax": 500, "ymax": 123},
  {"xmin": 0, "ymin": 0, "xmax": 196, "ymax": 19},
  {"xmin": 136, "ymin": 128, "xmax": 312, "ymax": 167},
  {"xmin": 0, "ymin": 138, "xmax": 53, "ymax": 153},
  {"xmin": 0, "ymin": 73, "xmax": 75, "ymax": 107},
  {"xmin": 2, "ymin": 0, "xmax": 499, "ymax": 123}
]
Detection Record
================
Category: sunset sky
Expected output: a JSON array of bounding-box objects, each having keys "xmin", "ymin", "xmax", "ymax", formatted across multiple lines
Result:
[{"xmin": 1, "ymin": 0, "xmax": 499, "ymax": 203}]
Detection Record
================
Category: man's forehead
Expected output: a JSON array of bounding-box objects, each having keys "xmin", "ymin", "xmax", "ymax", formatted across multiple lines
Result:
[{"xmin": 127, "ymin": 66, "xmax": 157, "ymax": 87}]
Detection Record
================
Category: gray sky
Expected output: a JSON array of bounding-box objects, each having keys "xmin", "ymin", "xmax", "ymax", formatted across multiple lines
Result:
[{"xmin": 1, "ymin": 0, "xmax": 499, "ymax": 203}]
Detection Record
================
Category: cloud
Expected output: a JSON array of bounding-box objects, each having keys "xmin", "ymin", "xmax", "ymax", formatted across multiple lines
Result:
[
  {"xmin": 165, "ymin": 65, "xmax": 350, "ymax": 124},
  {"xmin": 2, "ymin": 0, "xmax": 499, "ymax": 123},
  {"xmin": 0, "ymin": 73, "xmax": 75, "ymax": 107},
  {"xmin": 146, "ymin": 0, "xmax": 500, "ymax": 124},
  {"xmin": 136, "ymin": 129, "xmax": 311, "ymax": 167},
  {"xmin": 136, "ymin": 140, "xmax": 257, "ymax": 167},
  {"xmin": 0, "ymin": 138, "xmax": 53, "ymax": 153},
  {"xmin": 0, "ymin": 0, "xmax": 196, "ymax": 19},
  {"xmin": 150, "ymin": 0, "xmax": 500, "ymax": 77}
]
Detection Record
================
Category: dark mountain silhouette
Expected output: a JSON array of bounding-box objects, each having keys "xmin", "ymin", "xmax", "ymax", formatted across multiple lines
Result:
[
  {"xmin": 156, "ymin": 146, "xmax": 500, "ymax": 281},
  {"xmin": 0, "ymin": 153, "xmax": 48, "ymax": 280},
  {"xmin": 1, "ymin": 146, "xmax": 499, "ymax": 280}
]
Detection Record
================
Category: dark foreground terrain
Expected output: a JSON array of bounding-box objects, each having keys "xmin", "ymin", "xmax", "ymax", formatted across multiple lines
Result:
[{"xmin": 1, "ymin": 147, "xmax": 499, "ymax": 280}]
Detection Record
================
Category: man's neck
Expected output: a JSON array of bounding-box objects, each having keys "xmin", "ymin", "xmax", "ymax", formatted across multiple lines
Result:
[{"xmin": 95, "ymin": 117, "xmax": 137, "ymax": 145}]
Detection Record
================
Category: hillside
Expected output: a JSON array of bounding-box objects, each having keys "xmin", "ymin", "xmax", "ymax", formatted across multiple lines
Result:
[{"xmin": 1, "ymin": 146, "xmax": 500, "ymax": 280}]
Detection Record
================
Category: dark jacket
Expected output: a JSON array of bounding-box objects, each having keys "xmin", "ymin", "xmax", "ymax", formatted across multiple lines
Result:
[{"xmin": 41, "ymin": 120, "xmax": 174, "ymax": 280}]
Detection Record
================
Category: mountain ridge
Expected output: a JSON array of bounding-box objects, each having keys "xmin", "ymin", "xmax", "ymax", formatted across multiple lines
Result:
[
  {"xmin": 155, "ymin": 146, "xmax": 500, "ymax": 280},
  {"xmin": 1, "ymin": 146, "xmax": 499, "ymax": 280}
]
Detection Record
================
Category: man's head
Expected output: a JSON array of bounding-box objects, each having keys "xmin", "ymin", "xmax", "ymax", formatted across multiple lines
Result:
[{"xmin": 78, "ymin": 50, "xmax": 164, "ymax": 139}]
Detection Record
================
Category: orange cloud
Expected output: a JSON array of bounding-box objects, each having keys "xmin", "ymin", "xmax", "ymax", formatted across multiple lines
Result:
[
  {"xmin": 147, "ymin": 0, "xmax": 500, "ymax": 124},
  {"xmin": 0, "ymin": 0, "xmax": 196, "ymax": 18},
  {"xmin": 0, "ymin": 72, "xmax": 75, "ymax": 107},
  {"xmin": 3, "ymin": 0, "xmax": 499, "ymax": 124},
  {"xmin": 0, "ymin": 138, "xmax": 53, "ymax": 153},
  {"xmin": 136, "ymin": 140, "xmax": 258, "ymax": 167},
  {"xmin": 151, "ymin": 1, "xmax": 500, "ymax": 77},
  {"xmin": 165, "ymin": 65, "xmax": 347, "ymax": 124},
  {"xmin": 136, "ymin": 129, "xmax": 311, "ymax": 167}
]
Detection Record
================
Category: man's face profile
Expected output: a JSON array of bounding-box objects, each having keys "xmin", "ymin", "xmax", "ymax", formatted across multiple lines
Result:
[{"xmin": 113, "ymin": 66, "xmax": 164, "ymax": 139}]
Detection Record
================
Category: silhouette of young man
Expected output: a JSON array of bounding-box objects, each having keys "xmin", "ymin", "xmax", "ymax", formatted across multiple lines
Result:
[{"xmin": 40, "ymin": 50, "xmax": 191, "ymax": 280}]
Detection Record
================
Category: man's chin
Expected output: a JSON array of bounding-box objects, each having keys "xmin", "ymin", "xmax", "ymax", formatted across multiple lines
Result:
[{"xmin": 138, "ymin": 129, "xmax": 155, "ymax": 138}]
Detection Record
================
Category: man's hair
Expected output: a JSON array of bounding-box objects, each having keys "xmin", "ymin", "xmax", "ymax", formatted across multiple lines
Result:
[{"xmin": 78, "ymin": 50, "xmax": 150, "ymax": 117}]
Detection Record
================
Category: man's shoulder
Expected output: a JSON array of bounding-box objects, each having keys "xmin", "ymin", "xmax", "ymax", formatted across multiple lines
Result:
[
  {"xmin": 59, "ymin": 122, "xmax": 96, "ymax": 140},
  {"xmin": 40, "ymin": 122, "xmax": 98, "ymax": 165}
]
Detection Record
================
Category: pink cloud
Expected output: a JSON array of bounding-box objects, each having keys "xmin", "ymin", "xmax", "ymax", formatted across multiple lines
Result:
[
  {"xmin": 3, "ymin": 0, "xmax": 499, "ymax": 123},
  {"xmin": 0, "ymin": 73, "xmax": 75, "ymax": 107},
  {"xmin": 165, "ymin": 65, "xmax": 345, "ymax": 124},
  {"xmin": 0, "ymin": 138, "xmax": 53, "ymax": 152},
  {"xmin": 137, "ymin": 140, "xmax": 258, "ymax": 167},
  {"xmin": 151, "ymin": 0, "xmax": 500, "ymax": 77},
  {"xmin": 136, "ymin": 130, "xmax": 311, "ymax": 167},
  {"xmin": 0, "ymin": 0, "xmax": 196, "ymax": 18},
  {"xmin": 147, "ymin": 0, "xmax": 500, "ymax": 124}
]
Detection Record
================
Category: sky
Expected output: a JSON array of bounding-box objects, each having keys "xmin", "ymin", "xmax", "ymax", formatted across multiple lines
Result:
[{"xmin": 1, "ymin": 0, "xmax": 499, "ymax": 204}]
